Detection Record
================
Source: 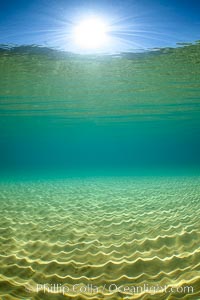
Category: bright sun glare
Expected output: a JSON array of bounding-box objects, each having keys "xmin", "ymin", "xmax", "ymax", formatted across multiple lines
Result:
[{"xmin": 73, "ymin": 17, "xmax": 109, "ymax": 49}]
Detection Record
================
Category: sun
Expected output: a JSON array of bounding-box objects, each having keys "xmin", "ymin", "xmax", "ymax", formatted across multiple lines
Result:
[{"xmin": 73, "ymin": 17, "xmax": 109, "ymax": 49}]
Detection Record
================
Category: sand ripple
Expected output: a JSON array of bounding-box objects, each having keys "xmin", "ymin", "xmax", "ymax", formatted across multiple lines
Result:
[{"xmin": 0, "ymin": 176, "xmax": 200, "ymax": 299}]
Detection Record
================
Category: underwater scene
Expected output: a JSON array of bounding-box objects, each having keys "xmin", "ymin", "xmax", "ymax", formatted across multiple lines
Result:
[{"xmin": 0, "ymin": 30, "xmax": 200, "ymax": 300}]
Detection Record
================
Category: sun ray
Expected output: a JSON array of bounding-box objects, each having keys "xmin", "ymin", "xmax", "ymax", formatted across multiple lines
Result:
[{"xmin": 72, "ymin": 17, "xmax": 109, "ymax": 50}]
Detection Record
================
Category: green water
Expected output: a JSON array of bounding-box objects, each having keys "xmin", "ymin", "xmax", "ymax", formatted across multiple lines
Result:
[
  {"xmin": 0, "ymin": 43, "xmax": 200, "ymax": 175},
  {"xmin": 0, "ymin": 43, "xmax": 200, "ymax": 299}
]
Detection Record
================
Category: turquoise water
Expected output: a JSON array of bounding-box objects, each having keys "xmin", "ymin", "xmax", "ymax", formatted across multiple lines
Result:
[
  {"xmin": 0, "ymin": 43, "xmax": 200, "ymax": 175},
  {"xmin": 0, "ymin": 43, "xmax": 200, "ymax": 299}
]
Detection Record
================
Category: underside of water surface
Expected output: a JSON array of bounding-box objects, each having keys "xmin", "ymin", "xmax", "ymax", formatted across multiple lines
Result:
[{"xmin": 0, "ymin": 42, "xmax": 200, "ymax": 299}]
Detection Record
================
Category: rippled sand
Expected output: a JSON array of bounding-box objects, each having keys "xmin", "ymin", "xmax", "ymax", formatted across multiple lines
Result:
[{"xmin": 0, "ymin": 176, "xmax": 200, "ymax": 299}]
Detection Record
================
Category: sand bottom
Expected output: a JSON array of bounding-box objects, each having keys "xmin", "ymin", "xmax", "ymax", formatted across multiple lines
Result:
[{"xmin": 0, "ymin": 176, "xmax": 200, "ymax": 299}]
